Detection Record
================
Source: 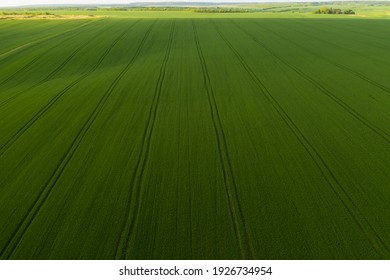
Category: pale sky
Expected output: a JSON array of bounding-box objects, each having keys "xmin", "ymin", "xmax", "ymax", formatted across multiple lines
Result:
[{"xmin": 0, "ymin": 0, "xmax": 349, "ymax": 8}]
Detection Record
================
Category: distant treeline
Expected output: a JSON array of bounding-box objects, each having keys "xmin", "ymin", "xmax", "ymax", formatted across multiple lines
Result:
[
  {"xmin": 130, "ymin": 7, "xmax": 186, "ymax": 12},
  {"xmin": 191, "ymin": 8, "xmax": 253, "ymax": 13},
  {"xmin": 92, "ymin": 8, "xmax": 128, "ymax": 11},
  {"xmin": 86, "ymin": 7, "xmax": 253, "ymax": 13},
  {"xmin": 313, "ymin": 7, "xmax": 355, "ymax": 14},
  {"xmin": 1, "ymin": 11, "xmax": 54, "ymax": 16}
]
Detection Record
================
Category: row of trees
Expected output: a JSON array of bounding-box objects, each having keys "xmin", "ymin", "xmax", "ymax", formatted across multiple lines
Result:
[
  {"xmin": 313, "ymin": 7, "xmax": 355, "ymax": 14},
  {"xmin": 192, "ymin": 8, "xmax": 252, "ymax": 13},
  {"xmin": 1, "ymin": 11, "xmax": 53, "ymax": 16},
  {"xmin": 129, "ymin": 7, "xmax": 252, "ymax": 13}
]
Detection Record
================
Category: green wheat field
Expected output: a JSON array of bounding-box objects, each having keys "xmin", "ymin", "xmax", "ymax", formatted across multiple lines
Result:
[{"xmin": 0, "ymin": 3, "xmax": 389, "ymax": 259}]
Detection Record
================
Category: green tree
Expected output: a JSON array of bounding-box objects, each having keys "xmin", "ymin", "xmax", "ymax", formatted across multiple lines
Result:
[{"xmin": 319, "ymin": 6, "xmax": 330, "ymax": 14}]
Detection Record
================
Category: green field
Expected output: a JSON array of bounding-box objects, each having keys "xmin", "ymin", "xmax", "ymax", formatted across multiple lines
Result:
[{"xmin": 0, "ymin": 8, "xmax": 389, "ymax": 260}]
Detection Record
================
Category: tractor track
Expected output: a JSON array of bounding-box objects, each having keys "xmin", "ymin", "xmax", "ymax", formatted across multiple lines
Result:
[
  {"xmin": 0, "ymin": 20, "xmax": 99, "ymax": 62},
  {"xmin": 0, "ymin": 21, "xmax": 112, "ymax": 107},
  {"xmin": 0, "ymin": 21, "xmax": 139, "ymax": 159},
  {"xmin": 216, "ymin": 20, "xmax": 390, "ymax": 257},
  {"xmin": 114, "ymin": 20, "xmax": 175, "ymax": 260},
  {"xmin": 0, "ymin": 19, "xmax": 152, "ymax": 260},
  {"xmin": 231, "ymin": 20, "xmax": 389, "ymax": 143},
  {"xmin": 193, "ymin": 21, "xmax": 255, "ymax": 260},
  {"xmin": 298, "ymin": 19, "xmax": 390, "ymax": 52},
  {"xmin": 267, "ymin": 20, "xmax": 390, "ymax": 95}
]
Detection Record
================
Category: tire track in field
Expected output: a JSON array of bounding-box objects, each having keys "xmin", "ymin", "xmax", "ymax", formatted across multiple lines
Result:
[
  {"xmin": 351, "ymin": 25, "xmax": 390, "ymax": 41},
  {"xmin": 0, "ymin": 20, "xmax": 72, "ymax": 50},
  {"xmin": 0, "ymin": 21, "xmax": 135, "ymax": 188},
  {"xmin": 192, "ymin": 21, "xmax": 255, "ymax": 260},
  {"xmin": 0, "ymin": 20, "xmax": 107, "ymax": 90},
  {"xmin": 0, "ymin": 21, "xmax": 127, "ymax": 109},
  {"xmin": 0, "ymin": 35, "xmax": 84, "ymax": 88},
  {"xmin": 40, "ymin": 45, "xmax": 85, "ymax": 82},
  {"xmin": 329, "ymin": 21, "xmax": 390, "ymax": 42},
  {"xmin": 231, "ymin": 20, "xmax": 389, "ymax": 143},
  {"xmin": 0, "ymin": 20, "xmax": 99, "ymax": 62},
  {"xmin": 0, "ymin": 20, "xmax": 154, "ymax": 260},
  {"xmin": 114, "ymin": 20, "xmax": 176, "ymax": 260},
  {"xmin": 0, "ymin": 21, "xmax": 139, "ymax": 158},
  {"xmin": 37, "ymin": 20, "xmax": 123, "ymax": 85},
  {"xmin": 298, "ymin": 26, "xmax": 390, "ymax": 66},
  {"xmin": 0, "ymin": 56, "xmax": 44, "ymax": 87},
  {"xmin": 0, "ymin": 21, "xmax": 70, "ymax": 57},
  {"xmin": 265, "ymin": 21, "xmax": 390, "ymax": 95},
  {"xmin": 299, "ymin": 20, "xmax": 390, "ymax": 53},
  {"xmin": 215, "ymin": 21, "xmax": 390, "ymax": 257}
]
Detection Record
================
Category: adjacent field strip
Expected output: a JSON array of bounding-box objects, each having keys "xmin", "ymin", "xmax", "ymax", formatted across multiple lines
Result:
[
  {"xmin": 0, "ymin": 20, "xmax": 73, "ymax": 53},
  {"xmin": 0, "ymin": 21, "xmax": 140, "ymax": 159},
  {"xmin": 0, "ymin": 21, "xmax": 102, "ymax": 90},
  {"xmin": 0, "ymin": 20, "xmax": 149, "ymax": 260},
  {"xmin": 299, "ymin": 19, "xmax": 390, "ymax": 52},
  {"xmin": 286, "ymin": 20, "xmax": 390, "ymax": 68},
  {"xmin": 267, "ymin": 20, "xmax": 390, "ymax": 95},
  {"xmin": 0, "ymin": 20, "xmax": 99, "ymax": 62},
  {"xmin": 230, "ymin": 20, "xmax": 389, "ymax": 143},
  {"xmin": 115, "ymin": 20, "xmax": 175, "ymax": 260},
  {"xmin": 192, "ymin": 21, "xmax": 255, "ymax": 260},
  {"xmin": 336, "ymin": 21, "xmax": 390, "ymax": 41},
  {"xmin": 214, "ymin": 21, "xmax": 390, "ymax": 258},
  {"xmin": 0, "ymin": 21, "xmax": 126, "ymax": 108}
]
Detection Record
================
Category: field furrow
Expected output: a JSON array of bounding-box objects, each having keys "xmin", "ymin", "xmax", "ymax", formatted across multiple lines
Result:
[
  {"xmin": 0, "ymin": 20, "xmax": 98, "ymax": 62},
  {"xmin": 0, "ymin": 25, "xmax": 112, "ymax": 108},
  {"xmin": 268, "ymin": 20, "xmax": 390, "ymax": 93},
  {"xmin": 115, "ymin": 20, "xmax": 175, "ymax": 259},
  {"xmin": 193, "ymin": 20, "xmax": 255, "ymax": 260},
  {"xmin": 0, "ymin": 20, "xmax": 156, "ymax": 260},
  {"xmin": 0, "ymin": 20, "xmax": 155, "ymax": 259},
  {"xmin": 213, "ymin": 20, "xmax": 390, "ymax": 257},
  {"xmin": 230, "ymin": 20, "xmax": 389, "ymax": 142},
  {"xmin": 0, "ymin": 20, "xmax": 75, "ymax": 54},
  {"xmin": 0, "ymin": 21, "xmax": 139, "ymax": 157}
]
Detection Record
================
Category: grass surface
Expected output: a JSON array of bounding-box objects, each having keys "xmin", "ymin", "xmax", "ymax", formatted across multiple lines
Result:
[{"xmin": 0, "ymin": 11, "xmax": 389, "ymax": 260}]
